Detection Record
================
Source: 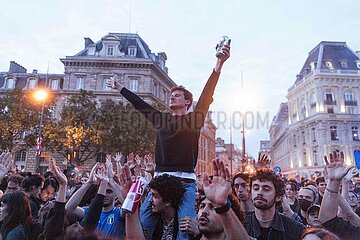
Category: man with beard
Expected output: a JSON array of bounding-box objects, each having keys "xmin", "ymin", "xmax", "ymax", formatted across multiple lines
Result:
[
  {"xmin": 232, "ymin": 172, "xmax": 254, "ymax": 214},
  {"xmin": 244, "ymin": 168, "xmax": 305, "ymax": 240},
  {"xmin": 146, "ymin": 174, "xmax": 184, "ymax": 240},
  {"xmin": 66, "ymin": 162, "xmax": 126, "ymax": 238},
  {"xmin": 181, "ymin": 159, "xmax": 249, "ymax": 240}
]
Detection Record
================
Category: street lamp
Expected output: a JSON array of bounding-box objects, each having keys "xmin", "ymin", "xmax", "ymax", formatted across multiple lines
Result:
[{"xmin": 33, "ymin": 88, "xmax": 48, "ymax": 173}]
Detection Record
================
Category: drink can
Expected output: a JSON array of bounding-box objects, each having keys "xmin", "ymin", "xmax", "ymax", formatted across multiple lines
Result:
[
  {"xmin": 121, "ymin": 176, "xmax": 148, "ymax": 214},
  {"xmin": 216, "ymin": 35, "xmax": 231, "ymax": 58}
]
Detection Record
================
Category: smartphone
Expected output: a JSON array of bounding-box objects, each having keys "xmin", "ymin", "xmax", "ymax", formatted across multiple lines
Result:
[{"xmin": 354, "ymin": 150, "xmax": 360, "ymax": 169}]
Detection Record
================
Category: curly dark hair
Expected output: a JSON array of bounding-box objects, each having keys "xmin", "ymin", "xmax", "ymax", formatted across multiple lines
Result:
[
  {"xmin": 250, "ymin": 168, "xmax": 285, "ymax": 199},
  {"xmin": 149, "ymin": 174, "xmax": 184, "ymax": 208},
  {"xmin": 21, "ymin": 174, "xmax": 44, "ymax": 192}
]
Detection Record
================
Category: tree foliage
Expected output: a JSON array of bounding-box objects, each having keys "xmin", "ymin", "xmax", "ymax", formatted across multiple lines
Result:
[
  {"xmin": 0, "ymin": 89, "xmax": 54, "ymax": 151},
  {"xmin": 43, "ymin": 90, "xmax": 156, "ymax": 166}
]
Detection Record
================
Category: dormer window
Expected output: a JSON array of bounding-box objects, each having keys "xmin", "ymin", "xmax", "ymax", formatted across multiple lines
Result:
[
  {"xmin": 340, "ymin": 60, "xmax": 348, "ymax": 68},
  {"xmin": 310, "ymin": 62, "xmax": 317, "ymax": 71},
  {"xmin": 5, "ymin": 78, "xmax": 15, "ymax": 89},
  {"xmin": 325, "ymin": 61, "xmax": 333, "ymax": 69},
  {"xmin": 107, "ymin": 45, "xmax": 114, "ymax": 56},
  {"xmin": 356, "ymin": 61, "xmax": 360, "ymax": 69},
  {"xmin": 27, "ymin": 78, "xmax": 37, "ymax": 89},
  {"xmin": 128, "ymin": 46, "xmax": 137, "ymax": 57}
]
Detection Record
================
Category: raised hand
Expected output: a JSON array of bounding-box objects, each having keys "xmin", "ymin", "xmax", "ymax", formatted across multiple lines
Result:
[
  {"xmin": 143, "ymin": 154, "xmax": 155, "ymax": 175},
  {"xmin": 202, "ymin": 159, "xmax": 232, "ymax": 206},
  {"xmin": 49, "ymin": 159, "xmax": 68, "ymax": 187},
  {"xmin": 105, "ymin": 158, "xmax": 114, "ymax": 180},
  {"xmin": 324, "ymin": 150, "xmax": 354, "ymax": 181},
  {"xmin": 118, "ymin": 163, "xmax": 133, "ymax": 197},
  {"xmin": 0, "ymin": 152, "xmax": 13, "ymax": 180},
  {"xmin": 95, "ymin": 166, "xmax": 109, "ymax": 183},
  {"xmin": 106, "ymin": 76, "xmax": 124, "ymax": 91},
  {"xmin": 254, "ymin": 153, "xmax": 271, "ymax": 169},
  {"xmin": 88, "ymin": 162, "xmax": 100, "ymax": 184}
]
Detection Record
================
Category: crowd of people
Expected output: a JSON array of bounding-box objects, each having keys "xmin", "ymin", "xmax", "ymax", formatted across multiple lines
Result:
[{"xmin": 1, "ymin": 39, "xmax": 360, "ymax": 240}]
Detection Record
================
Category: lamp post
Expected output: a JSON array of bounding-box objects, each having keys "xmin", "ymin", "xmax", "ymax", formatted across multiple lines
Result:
[
  {"xmin": 229, "ymin": 112, "xmax": 233, "ymax": 175},
  {"xmin": 241, "ymin": 113, "xmax": 247, "ymax": 172},
  {"xmin": 33, "ymin": 89, "xmax": 48, "ymax": 173}
]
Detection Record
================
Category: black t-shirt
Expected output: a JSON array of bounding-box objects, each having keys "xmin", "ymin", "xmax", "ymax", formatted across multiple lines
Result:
[{"xmin": 259, "ymin": 227, "xmax": 271, "ymax": 240}]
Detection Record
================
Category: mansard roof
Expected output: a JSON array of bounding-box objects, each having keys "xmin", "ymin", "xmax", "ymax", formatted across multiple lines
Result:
[
  {"xmin": 75, "ymin": 33, "xmax": 153, "ymax": 59},
  {"xmin": 296, "ymin": 41, "xmax": 360, "ymax": 84}
]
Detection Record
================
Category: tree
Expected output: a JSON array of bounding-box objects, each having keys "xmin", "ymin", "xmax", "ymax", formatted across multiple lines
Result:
[
  {"xmin": 0, "ymin": 89, "xmax": 54, "ymax": 151},
  {"xmin": 43, "ymin": 90, "xmax": 156, "ymax": 167}
]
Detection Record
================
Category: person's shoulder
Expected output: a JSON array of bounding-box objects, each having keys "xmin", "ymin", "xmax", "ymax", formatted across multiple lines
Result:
[
  {"xmin": 6, "ymin": 225, "xmax": 27, "ymax": 239},
  {"xmin": 279, "ymin": 213, "xmax": 305, "ymax": 229}
]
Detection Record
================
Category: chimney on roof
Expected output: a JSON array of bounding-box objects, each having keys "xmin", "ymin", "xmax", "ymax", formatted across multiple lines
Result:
[
  {"xmin": 33, "ymin": 69, "xmax": 38, "ymax": 74},
  {"xmin": 84, "ymin": 37, "xmax": 94, "ymax": 48},
  {"xmin": 9, "ymin": 61, "xmax": 27, "ymax": 73},
  {"xmin": 356, "ymin": 51, "xmax": 360, "ymax": 58}
]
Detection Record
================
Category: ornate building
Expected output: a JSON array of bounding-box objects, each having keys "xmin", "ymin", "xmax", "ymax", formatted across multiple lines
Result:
[
  {"xmin": 0, "ymin": 33, "xmax": 217, "ymax": 173},
  {"xmin": 270, "ymin": 41, "xmax": 360, "ymax": 178}
]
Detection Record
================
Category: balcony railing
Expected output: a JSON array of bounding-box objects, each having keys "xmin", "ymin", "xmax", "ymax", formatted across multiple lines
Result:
[
  {"xmin": 345, "ymin": 100, "xmax": 358, "ymax": 106},
  {"xmin": 324, "ymin": 100, "xmax": 337, "ymax": 105}
]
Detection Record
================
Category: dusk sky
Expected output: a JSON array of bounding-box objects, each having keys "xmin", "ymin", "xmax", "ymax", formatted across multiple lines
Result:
[{"xmin": 1, "ymin": 0, "xmax": 360, "ymax": 157}]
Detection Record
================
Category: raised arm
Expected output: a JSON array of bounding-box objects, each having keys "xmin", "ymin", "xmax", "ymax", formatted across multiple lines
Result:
[
  {"xmin": 43, "ymin": 159, "xmax": 68, "ymax": 239},
  {"xmin": 319, "ymin": 151, "xmax": 354, "ymax": 223},
  {"xmin": 195, "ymin": 42, "xmax": 230, "ymax": 120},
  {"xmin": 108, "ymin": 77, "xmax": 160, "ymax": 124},
  {"xmin": 0, "ymin": 152, "xmax": 13, "ymax": 181},
  {"xmin": 81, "ymin": 166, "xmax": 109, "ymax": 232},
  {"xmin": 65, "ymin": 163, "xmax": 99, "ymax": 218},
  {"xmin": 202, "ymin": 159, "xmax": 251, "ymax": 240}
]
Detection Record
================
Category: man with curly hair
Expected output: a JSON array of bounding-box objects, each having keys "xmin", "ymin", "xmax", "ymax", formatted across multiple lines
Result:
[
  {"xmin": 244, "ymin": 168, "xmax": 305, "ymax": 240},
  {"xmin": 146, "ymin": 174, "xmax": 184, "ymax": 240}
]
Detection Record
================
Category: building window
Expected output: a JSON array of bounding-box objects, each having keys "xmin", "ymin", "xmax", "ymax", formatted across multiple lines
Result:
[
  {"xmin": 348, "ymin": 107, "xmax": 356, "ymax": 114},
  {"xmin": 162, "ymin": 88, "xmax": 167, "ymax": 102},
  {"xmin": 310, "ymin": 62, "xmax": 317, "ymax": 71},
  {"xmin": 14, "ymin": 150, "xmax": 26, "ymax": 162},
  {"xmin": 103, "ymin": 78, "xmax": 111, "ymax": 91},
  {"xmin": 107, "ymin": 45, "xmax": 114, "ymax": 56},
  {"xmin": 312, "ymin": 127, "xmax": 316, "ymax": 142},
  {"xmin": 301, "ymin": 131, "xmax": 306, "ymax": 145},
  {"xmin": 356, "ymin": 61, "xmax": 360, "ymax": 69},
  {"xmin": 340, "ymin": 61, "xmax": 348, "ymax": 68},
  {"xmin": 153, "ymin": 82, "xmax": 158, "ymax": 96},
  {"xmin": 325, "ymin": 92, "xmax": 336, "ymax": 105},
  {"xmin": 313, "ymin": 150, "xmax": 318, "ymax": 166},
  {"xmin": 6, "ymin": 78, "xmax": 15, "ymax": 89},
  {"xmin": 128, "ymin": 46, "xmax": 137, "ymax": 57},
  {"xmin": 51, "ymin": 79, "xmax": 59, "ymax": 90},
  {"xmin": 352, "ymin": 126, "xmax": 359, "ymax": 141},
  {"xmin": 327, "ymin": 108, "xmax": 334, "ymax": 113},
  {"xmin": 28, "ymin": 79, "xmax": 37, "ymax": 89},
  {"xmin": 330, "ymin": 126, "xmax": 338, "ymax": 141},
  {"xmin": 129, "ymin": 79, "xmax": 138, "ymax": 91},
  {"xmin": 303, "ymin": 150, "xmax": 307, "ymax": 167},
  {"xmin": 344, "ymin": 91, "xmax": 357, "ymax": 106},
  {"xmin": 76, "ymin": 77, "xmax": 85, "ymax": 90},
  {"xmin": 325, "ymin": 61, "xmax": 333, "ymax": 69}
]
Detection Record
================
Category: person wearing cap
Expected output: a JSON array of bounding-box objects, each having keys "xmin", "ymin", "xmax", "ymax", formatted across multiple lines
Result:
[{"xmin": 306, "ymin": 204, "xmax": 322, "ymax": 228}]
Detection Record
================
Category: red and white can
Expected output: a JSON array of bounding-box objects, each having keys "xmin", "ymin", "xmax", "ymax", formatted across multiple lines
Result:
[{"xmin": 121, "ymin": 176, "xmax": 148, "ymax": 214}]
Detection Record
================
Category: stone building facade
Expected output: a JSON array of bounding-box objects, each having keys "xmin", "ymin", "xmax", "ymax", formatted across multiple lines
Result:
[
  {"xmin": 270, "ymin": 41, "xmax": 360, "ymax": 178},
  {"xmin": 0, "ymin": 33, "xmax": 217, "ymax": 173}
]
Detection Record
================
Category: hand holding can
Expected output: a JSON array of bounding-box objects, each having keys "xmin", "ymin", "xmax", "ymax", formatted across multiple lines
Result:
[{"xmin": 216, "ymin": 35, "xmax": 231, "ymax": 58}]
